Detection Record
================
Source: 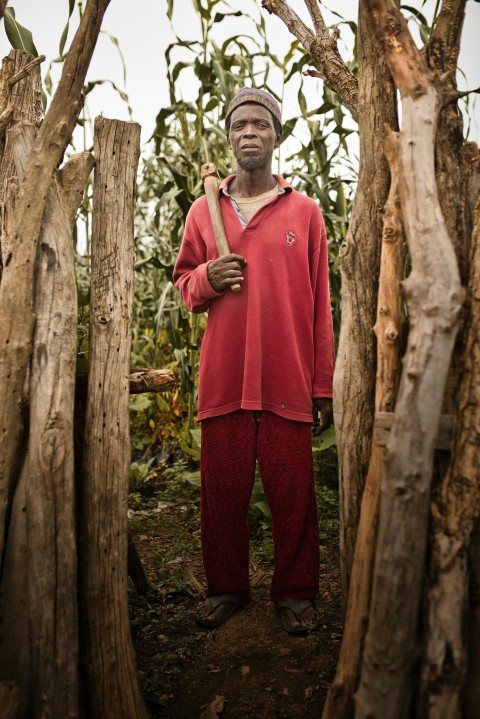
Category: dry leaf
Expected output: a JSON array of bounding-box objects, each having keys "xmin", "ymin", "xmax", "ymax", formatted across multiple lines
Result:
[{"xmin": 199, "ymin": 694, "xmax": 225, "ymax": 718}]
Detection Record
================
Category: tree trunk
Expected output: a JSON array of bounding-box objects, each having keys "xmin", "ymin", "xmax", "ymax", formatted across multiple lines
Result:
[
  {"xmin": 333, "ymin": 0, "xmax": 397, "ymax": 601},
  {"xmin": 355, "ymin": 2, "xmax": 464, "ymax": 717},
  {"xmin": 0, "ymin": 122, "xmax": 93, "ymax": 719},
  {"xmin": 0, "ymin": 0, "xmax": 110, "ymax": 572},
  {"xmin": 323, "ymin": 128, "xmax": 405, "ymax": 719},
  {"xmin": 79, "ymin": 117, "xmax": 147, "ymax": 719},
  {"xmin": 419, "ymin": 182, "xmax": 480, "ymax": 718}
]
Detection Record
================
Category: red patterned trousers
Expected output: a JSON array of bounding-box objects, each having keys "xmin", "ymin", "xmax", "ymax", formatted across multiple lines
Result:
[{"xmin": 200, "ymin": 410, "xmax": 320, "ymax": 603}]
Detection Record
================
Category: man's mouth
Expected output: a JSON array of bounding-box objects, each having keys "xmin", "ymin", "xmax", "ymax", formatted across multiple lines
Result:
[{"xmin": 241, "ymin": 144, "xmax": 260, "ymax": 150}]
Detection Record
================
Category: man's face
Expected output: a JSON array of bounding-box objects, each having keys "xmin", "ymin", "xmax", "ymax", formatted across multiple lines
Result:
[{"xmin": 228, "ymin": 104, "xmax": 280, "ymax": 171}]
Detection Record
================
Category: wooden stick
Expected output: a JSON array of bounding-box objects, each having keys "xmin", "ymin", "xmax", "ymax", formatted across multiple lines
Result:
[{"xmin": 201, "ymin": 162, "xmax": 241, "ymax": 293}]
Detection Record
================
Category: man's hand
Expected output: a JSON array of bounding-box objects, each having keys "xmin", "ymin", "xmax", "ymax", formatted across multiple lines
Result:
[
  {"xmin": 312, "ymin": 397, "xmax": 333, "ymax": 436},
  {"xmin": 208, "ymin": 254, "xmax": 247, "ymax": 292}
]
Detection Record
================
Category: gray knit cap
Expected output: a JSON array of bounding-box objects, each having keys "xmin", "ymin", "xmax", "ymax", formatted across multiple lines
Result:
[{"xmin": 225, "ymin": 88, "xmax": 282, "ymax": 126}]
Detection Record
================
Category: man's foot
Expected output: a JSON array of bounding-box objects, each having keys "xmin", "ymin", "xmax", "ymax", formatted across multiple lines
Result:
[
  {"xmin": 194, "ymin": 593, "xmax": 250, "ymax": 629},
  {"xmin": 276, "ymin": 599, "xmax": 317, "ymax": 636}
]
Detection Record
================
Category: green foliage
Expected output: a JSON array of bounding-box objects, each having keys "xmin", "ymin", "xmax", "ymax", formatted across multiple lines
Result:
[
  {"xmin": 132, "ymin": 0, "xmax": 355, "ymax": 458},
  {"xmin": 3, "ymin": 8, "xmax": 38, "ymax": 55}
]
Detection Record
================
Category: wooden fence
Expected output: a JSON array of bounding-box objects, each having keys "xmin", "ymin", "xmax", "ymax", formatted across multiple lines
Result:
[{"xmin": 0, "ymin": 46, "xmax": 173, "ymax": 719}]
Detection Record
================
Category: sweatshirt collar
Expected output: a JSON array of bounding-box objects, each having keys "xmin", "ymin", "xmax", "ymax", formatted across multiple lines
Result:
[{"xmin": 219, "ymin": 174, "xmax": 292, "ymax": 195}]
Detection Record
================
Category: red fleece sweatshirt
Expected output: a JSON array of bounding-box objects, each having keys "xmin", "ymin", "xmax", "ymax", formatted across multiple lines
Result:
[{"xmin": 173, "ymin": 175, "xmax": 335, "ymax": 423}]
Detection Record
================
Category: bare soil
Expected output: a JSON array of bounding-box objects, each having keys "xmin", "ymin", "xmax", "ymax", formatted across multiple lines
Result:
[{"xmin": 128, "ymin": 473, "xmax": 342, "ymax": 719}]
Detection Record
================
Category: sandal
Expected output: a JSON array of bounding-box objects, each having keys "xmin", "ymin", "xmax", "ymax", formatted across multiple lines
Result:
[
  {"xmin": 276, "ymin": 599, "xmax": 317, "ymax": 636},
  {"xmin": 194, "ymin": 593, "xmax": 250, "ymax": 629}
]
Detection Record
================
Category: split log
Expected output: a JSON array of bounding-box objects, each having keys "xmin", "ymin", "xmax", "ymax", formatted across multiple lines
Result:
[
  {"xmin": 323, "ymin": 128, "xmax": 405, "ymax": 719},
  {"xmin": 0, "ymin": 50, "xmax": 43, "ymax": 277},
  {"xmin": 80, "ymin": 117, "xmax": 147, "ymax": 719},
  {"xmin": 5, "ymin": 123, "xmax": 94, "ymax": 719},
  {"xmin": 355, "ymin": 3, "xmax": 464, "ymax": 717},
  {"xmin": 0, "ymin": 0, "xmax": 111, "ymax": 574},
  {"xmin": 419, "ymin": 190, "xmax": 480, "ymax": 717}
]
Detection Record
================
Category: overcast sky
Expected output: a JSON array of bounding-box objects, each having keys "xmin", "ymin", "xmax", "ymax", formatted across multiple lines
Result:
[{"xmin": 1, "ymin": 0, "xmax": 479, "ymax": 146}]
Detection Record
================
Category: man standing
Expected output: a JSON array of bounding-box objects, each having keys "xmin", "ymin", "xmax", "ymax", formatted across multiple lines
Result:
[{"xmin": 173, "ymin": 88, "xmax": 335, "ymax": 636}]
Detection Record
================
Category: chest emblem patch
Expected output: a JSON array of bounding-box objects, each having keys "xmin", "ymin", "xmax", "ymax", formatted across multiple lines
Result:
[{"xmin": 285, "ymin": 230, "xmax": 297, "ymax": 246}]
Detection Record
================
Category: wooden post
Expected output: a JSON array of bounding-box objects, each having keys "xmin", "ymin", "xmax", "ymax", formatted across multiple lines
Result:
[
  {"xmin": 323, "ymin": 129, "xmax": 406, "ymax": 719},
  {"xmin": 0, "ymin": 0, "xmax": 111, "ymax": 574},
  {"xmin": 355, "ymin": 3, "xmax": 464, "ymax": 717},
  {"xmin": 80, "ymin": 117, "xmax": 147, "ymax": 719},
  {"xmin": 420, "ymin": 189, "xmax": 480, "ymax": 717},
  {"xmin": 0, "ymin": 123, "xmax": 94, "ymax": 719},
  {"xmin": 332, "ymin": 0, "xmax": 397, "ymax": 602}
]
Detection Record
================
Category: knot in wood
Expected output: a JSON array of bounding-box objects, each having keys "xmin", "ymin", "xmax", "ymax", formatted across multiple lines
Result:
[
  {"xmin": 385, "ymin": 322, "xmax": 398, "ymax": 343},
  {"xmin": 40, "ymin": 413, "xmax": 67, "ymax": 473},
  {"xmin": 339, "ymin": 240, "xmax": 349, "ymax": 258},
  {"xmin": 422, "ymin": 303, "xmax": 438, "ymax": 317},
  {"xmin": 383, "ymin": 225, "xmax": 397, "ymax": 242},
  {"xmin": 261, "ymin": 0, "xmax": 275, "ymax": 13},
  {"xmin": 96, "ymin": 314, "xmax": 111, "ymax": 325},
  {"xmin": 412, "ymin": 83, "xmax": 427, "ymax": 99},
  {"xmin": 387, "ymin": 35, "xmax": 403, "ymax": 53}
]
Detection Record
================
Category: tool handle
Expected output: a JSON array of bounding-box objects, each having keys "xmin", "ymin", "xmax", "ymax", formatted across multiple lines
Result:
[{"xmin": 201, "ymin": 163, "xmax": 241, "ymax": 293}]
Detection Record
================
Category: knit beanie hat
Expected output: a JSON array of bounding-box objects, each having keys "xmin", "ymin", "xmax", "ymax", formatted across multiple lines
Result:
[{"xmin": 225, "ymin": 88, "xmax": 282, "ymax": 127}]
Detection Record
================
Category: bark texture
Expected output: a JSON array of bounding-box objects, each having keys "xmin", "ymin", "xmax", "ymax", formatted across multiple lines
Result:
[
  {"xmin": 80, "ymin": 117, "xmax": 147, "ymax": 719},
  {"xmin": 0, "ymin": 0, "xmax": 111, "ymax": 572},
  {"xmin": 323, "ymin": 129, "xmax": 405, "ymax": 719},
  {"xmin": 0, "ymin": 124, "xmax": 93, "ymax": 719},
  {"xmin": 333, "ymin": 2, "xmax": 397, "ymax": 600},
  {"xmin": 261, "ymin": 0, "xmax": 358, "ymax": 121},
  {"xmin": 355, "ymin": 2, "xmax": 464, "ymax": 717},
  {"xmin": 420, "ymin": 186, "xmax": 480, "ymax": 718}
]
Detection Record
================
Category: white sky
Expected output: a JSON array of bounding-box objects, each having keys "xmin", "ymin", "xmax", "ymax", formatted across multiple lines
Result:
[{"xmin": 1, "ymin": 0, "xmax": 479, "ymax": 147}]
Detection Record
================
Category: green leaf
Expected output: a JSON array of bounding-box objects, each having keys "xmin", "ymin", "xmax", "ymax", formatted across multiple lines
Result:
[
  {"xmin": 4, "ymin": 8, "xmax": 38, "ymax": 56},
  {"xmin": 129, "ymin": 395, "xmax": 153, "ymax": 412}
]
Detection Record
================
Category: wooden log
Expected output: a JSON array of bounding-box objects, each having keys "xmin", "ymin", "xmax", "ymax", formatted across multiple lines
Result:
[
  {"xmin": 331, "ymin": 0, "xmax": 398, "ymax": 606},
  {"xmin": 129, "ymin": 367, "xmax": 177, "ymax": 393},
  {"xmin": 355, "ymin": 3, "xmax": 464, "ymax": 717},
  {"xmin": 0, "ymin": 0, "xmax": 111, "ymax": 575},
  {"xmin": 323, "ymin": 128, "xmax": 406, "ymax": 719},
  {"xmin": 8, "ymin": 122, "xmax": 93, "ymax": 718},
  {"xmin": 80, "ymin": 117, "xmax": 147, "ymax": 719},
  {"xmin": 0, "ymin": 50, "xmax": 43, "ymax": 277},
  {"xmin": 419, "ymin": 186, "xmax": 480, "ymax": 717},
  {"xmin": 76, "ymin": 367, "xmax": 177, "ymax": 395}
]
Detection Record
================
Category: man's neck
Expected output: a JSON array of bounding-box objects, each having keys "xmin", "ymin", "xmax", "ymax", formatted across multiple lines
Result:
[{"xmin": 228, "ymin": 166, "xmax": 277, "ymax": 198}]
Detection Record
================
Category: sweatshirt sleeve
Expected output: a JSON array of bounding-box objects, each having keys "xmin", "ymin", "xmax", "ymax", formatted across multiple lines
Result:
[
  {"xmin": 173, "ymin": 201, "xmax": 224, "ymax": 314},
  {"xmin": 310, "ymin": 209, "xmax": 335, "ymax": 398}
]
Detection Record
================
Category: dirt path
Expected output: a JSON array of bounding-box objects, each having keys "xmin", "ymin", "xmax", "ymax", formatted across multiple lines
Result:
[{"xmin": 129, "ymin": 492, "xmax": 342, "ymax": 718}]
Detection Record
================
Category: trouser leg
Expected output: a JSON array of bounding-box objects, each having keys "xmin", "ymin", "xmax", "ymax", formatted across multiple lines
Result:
[
  {"xmin": 257, "ymin": 412, "xmax": 320, "ymax": 602},
  {"xmin": 200, "ymin": 410, "xmax": 257, "ymax": 600}
]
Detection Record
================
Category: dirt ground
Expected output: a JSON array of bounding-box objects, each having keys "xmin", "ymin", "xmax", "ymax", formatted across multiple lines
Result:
[{"xmin": 128, "ymin": 475, "xmax": 342, "ymax": 719}]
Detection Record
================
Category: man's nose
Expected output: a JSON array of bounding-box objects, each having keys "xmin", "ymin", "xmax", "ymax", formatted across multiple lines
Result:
[{"xmin": 243, "ymin": 124, "xmax": 257, "ymax": 136}]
